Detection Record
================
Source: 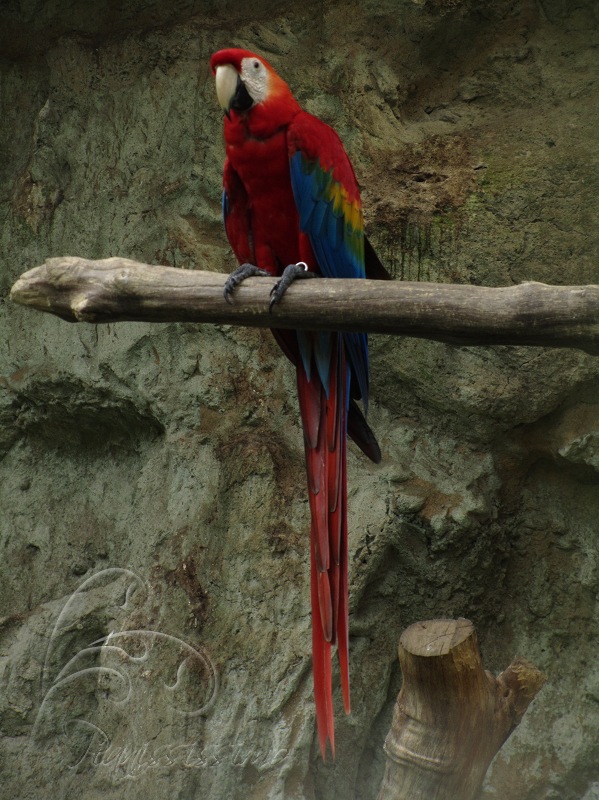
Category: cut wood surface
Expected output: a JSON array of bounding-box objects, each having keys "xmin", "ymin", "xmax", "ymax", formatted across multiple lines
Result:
[
  {"xmin": 377, "ymin": 619, "xmax": 547, "ymax": 800},
  {"xmin": 9, "ymin": 256, "xmax": 599, "ymax": 353}
]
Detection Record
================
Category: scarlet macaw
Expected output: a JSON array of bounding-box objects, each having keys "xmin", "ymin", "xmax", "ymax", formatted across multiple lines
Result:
[{"xmin": 210, "ymin": 48, "xmax": 389, "ymax": 759}]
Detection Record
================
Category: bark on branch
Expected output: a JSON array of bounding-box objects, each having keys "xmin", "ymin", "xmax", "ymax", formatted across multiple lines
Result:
[
  {"xmin": 10, "ymin": 256, "xmax": 599, "ymax": 354},
  {"xmin": 377, "ymin": 619, "xmax": 547, "ymax": 800}
]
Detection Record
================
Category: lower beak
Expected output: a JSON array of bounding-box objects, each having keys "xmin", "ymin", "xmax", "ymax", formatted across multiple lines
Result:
[{"xmin": 230, "ymin": 75, "xmax": 254, "ymax": 113}]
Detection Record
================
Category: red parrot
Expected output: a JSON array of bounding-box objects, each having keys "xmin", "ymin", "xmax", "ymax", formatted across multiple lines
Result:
[{"xmin": 210, "ymin": 48, "xmax": 389, "ymax": 759}]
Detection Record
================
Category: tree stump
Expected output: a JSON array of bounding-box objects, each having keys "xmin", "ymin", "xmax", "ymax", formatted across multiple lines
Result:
[{"xmin": 377, "ymin": 619, "xmax": 547, "ymax": 800}]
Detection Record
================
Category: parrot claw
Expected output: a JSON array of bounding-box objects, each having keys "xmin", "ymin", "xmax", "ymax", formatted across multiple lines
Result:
[
  {"xmin": 269, "ymin": 262, "xmax": 316, "ymax": 312},
  {"xmin": 223, "ymin": 262, "xmax": 271, "ymax": 303}
]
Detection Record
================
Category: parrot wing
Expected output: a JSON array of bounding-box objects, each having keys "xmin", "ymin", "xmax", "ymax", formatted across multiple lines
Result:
[{"xmin": 287, "ymin": 113, "xmax": 382, "ymax": 461}]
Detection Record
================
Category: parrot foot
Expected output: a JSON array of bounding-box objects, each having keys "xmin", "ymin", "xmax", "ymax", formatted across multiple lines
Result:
[
  {"xmin": 269, "ymin": 262, "xmax": 316, "ymax": 312},
  {"xmin": 223, "ymin": 262, "xmax": 271, "ymax": 304}
]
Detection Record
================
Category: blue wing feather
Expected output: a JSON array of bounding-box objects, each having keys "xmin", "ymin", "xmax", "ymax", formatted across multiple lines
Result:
[
  {"xmin": 309, "ymin": 198, "xmax": 328, "ymax": 238},
  {"xmin": 222, "ymin": 188, "xmax": 229, "ymax": 222}
]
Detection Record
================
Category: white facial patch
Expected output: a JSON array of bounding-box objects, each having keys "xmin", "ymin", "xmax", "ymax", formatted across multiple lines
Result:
[{"xmin": 240, "ymin": 56, "xmax": 269, "ymax": 104}]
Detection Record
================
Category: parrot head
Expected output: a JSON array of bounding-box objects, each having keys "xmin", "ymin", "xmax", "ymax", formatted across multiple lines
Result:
[{"xmin": 210, "ymin": 48, "xmax": 299, "ymax": 122}]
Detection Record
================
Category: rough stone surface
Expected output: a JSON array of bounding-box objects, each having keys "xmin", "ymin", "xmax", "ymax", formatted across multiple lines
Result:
[{"xmin": 1, "ymin": 1, "xmax": 598, "ymax": 798}]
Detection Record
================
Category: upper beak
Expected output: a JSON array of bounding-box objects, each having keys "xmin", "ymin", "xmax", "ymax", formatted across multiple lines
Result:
[
  {"xmin": 215, "ymin": 64, "xmax": 254, "ymax": 116},
  {"xmin": 215, "ymin": 64, "xmax": 237, "ymax": 113}
]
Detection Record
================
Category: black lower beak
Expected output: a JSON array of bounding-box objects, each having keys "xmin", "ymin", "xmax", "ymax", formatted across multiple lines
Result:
[{"xmin": 230, "ymin": 76, "xmax": 254, "ymax": 113}]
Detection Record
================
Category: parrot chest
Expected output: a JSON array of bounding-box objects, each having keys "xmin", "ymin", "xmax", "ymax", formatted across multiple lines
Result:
[{"xmin": 225, "ymin": 129, "xmax": 306, "ymax": 273}]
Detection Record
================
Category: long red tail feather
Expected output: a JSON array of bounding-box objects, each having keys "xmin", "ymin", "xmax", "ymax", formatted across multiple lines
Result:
[{"xmin": 297, "ymin": 334, "xmax": 350, "ymax": 759}]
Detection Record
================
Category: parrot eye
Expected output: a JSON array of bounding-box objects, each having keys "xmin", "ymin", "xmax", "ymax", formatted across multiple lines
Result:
[{"xmin": 253, "ymin": 60, "xmax": 260, "ymax": 70}]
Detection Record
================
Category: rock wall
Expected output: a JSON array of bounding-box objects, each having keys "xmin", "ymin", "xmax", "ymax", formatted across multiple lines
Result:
[{"xmin": 1, "ymin": 1, "xmax": 599, "ymax": 798}]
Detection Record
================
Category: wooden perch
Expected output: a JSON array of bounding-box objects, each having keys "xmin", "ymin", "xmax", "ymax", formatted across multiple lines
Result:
[
  {"xmin": 10, "ymin": 256, "xmax": 599, "ymax": 353},
  {"xmin": 377, "ymin": 619, "xmax": 547, "ymax": 800}
]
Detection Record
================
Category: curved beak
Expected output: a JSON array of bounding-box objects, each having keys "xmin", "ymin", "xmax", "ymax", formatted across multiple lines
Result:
[{"xmin": 215, "ymin": 64, "xmax": 254, "ymax": 118}]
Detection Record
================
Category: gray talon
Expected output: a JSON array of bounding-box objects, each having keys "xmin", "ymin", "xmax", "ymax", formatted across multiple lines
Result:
[
  {"xmin": 269, "ymin": 262, "xmax": 316, "ymax": 312},
  {"xmin": 223, "ymin": 262, "xmax": 270, "ymax": 303}
]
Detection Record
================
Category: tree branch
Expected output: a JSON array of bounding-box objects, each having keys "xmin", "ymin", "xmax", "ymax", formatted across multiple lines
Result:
[{"xmin": 10, "ymin": 256, "xmax": 599, "ymax": 354}]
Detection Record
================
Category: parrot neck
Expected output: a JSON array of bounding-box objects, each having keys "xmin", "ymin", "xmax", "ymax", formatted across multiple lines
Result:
[{"xmin": 224, "ymin": 93, "xmax": 301, "ymax": 144}]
